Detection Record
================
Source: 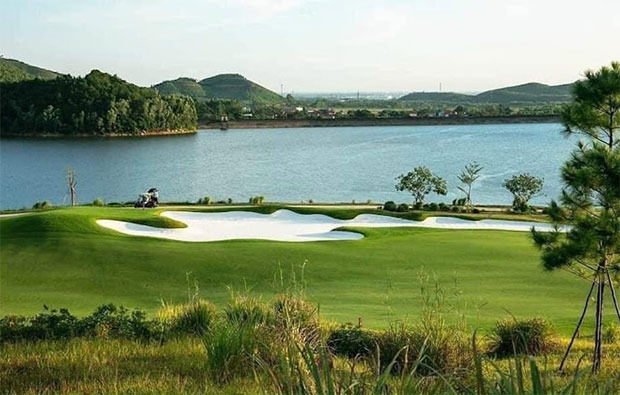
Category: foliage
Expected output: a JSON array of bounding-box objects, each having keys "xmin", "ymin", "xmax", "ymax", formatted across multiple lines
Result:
[
  {"xmin": 32, "ymin": 200, "xmax": 52, "ymax": 209},
  {"xmin": 502, "ymin": 173, "xmax": 544, "ymax": 211},
  {"xmin": 383, "ymin": 201, "xmax": 397, "ymax": 211},
  {"xmin": 458, "ymin": 162, "xmax": 483, "ymax": 209},
  {"xmin": 327, "ymin": 323, "xmax": 376, "ymax": 358},
  {"xmin": 158, "ymin": 299, "xmax": 217, "ymax": 337},
  {"xmin": 490, "ymin": 317, "xmax": 556, "ymax": 357},
  {"xmin": 0, "ymin": 304, "xmax": 157, "ymax": 343},
  {"xmin": 395, "ymin": 166, "xmax": 447, "ymax": 205},
  {"xmin": 561, "ymin": 61, "xmax": 620, "ymax": 147},
  {"xmin": 0, "ymin": 58, "xmax": 61, "ymax": 83},
  {"xmin": 92, "ymin": 197, "xmax": 104, "ymax": 206},
  {"xmin": 396, "ymin": 203, "xmax": 409, "ymax": 212},
  {"xmin": 0, "ymin": 70, "xmax": 197, "ymax": 135},
  {"xmin": 532, "ymin": 61, "xmax": 620, "ymax": 372},
  {"xmin": 197, "ymin": 196, "xmax": 213, "ymax": 205},
  {"xmin": 249, "ymin": 195, "xmax": 265, "ymax": 205}
]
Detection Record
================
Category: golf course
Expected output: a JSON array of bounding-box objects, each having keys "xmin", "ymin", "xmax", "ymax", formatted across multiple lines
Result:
[{"xmin": 0, "ymin": 204, "xmax": 589, "ymax": 333}]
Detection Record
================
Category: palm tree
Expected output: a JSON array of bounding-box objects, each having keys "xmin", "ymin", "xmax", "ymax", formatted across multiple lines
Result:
[{"xmin": 457, "ymin": 162, "xmax": 483, "ymax": 211}]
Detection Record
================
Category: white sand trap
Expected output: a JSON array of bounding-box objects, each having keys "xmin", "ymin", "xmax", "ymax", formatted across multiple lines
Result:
[{"xmin": 96, "ymin": 209, "xmax": 567, "ymax": 243}]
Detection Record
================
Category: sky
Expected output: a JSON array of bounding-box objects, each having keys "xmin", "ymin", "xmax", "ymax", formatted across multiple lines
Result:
[{"xmin": 1, "ymin": 0, "xmax": 618, "ymax": 93}]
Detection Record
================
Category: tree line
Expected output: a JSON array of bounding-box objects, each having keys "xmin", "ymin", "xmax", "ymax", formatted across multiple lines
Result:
[{"xmin": 0, "ymin": 70, "xmax": 197, "ymax": 136}]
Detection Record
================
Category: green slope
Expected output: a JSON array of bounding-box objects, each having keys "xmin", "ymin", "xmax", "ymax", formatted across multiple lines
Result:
[
  {"xmin": 400, "ymin": 82, "xmax": 574, "ymax": 104},
  {"xmin": 475, "ymin": 82, "xmax": 573, "ymax": 104},
  {"xmin": 155, "ymin": 73, "xmax": 283, "ymax": 103},
  {"xmin": 0, "ymin": 58, "xmax": 62, "ymax": 83},
  {"xmin": 0, "ymin": 206, "xmax": 593, "ymax": 334}
]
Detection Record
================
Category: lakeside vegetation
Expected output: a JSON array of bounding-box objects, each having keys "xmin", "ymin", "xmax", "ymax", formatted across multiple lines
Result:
[{"xmin": 0, "ymin": 70, "xmax": 197, "ymax": 136}]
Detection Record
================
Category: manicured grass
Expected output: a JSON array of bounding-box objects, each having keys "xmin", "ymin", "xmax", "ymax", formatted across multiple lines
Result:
[{"xmin": 0, "ymin": 206, "xmax": 596, "ymax": 334}]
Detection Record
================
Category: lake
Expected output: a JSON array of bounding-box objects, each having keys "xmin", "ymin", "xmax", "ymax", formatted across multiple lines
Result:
[{"xmin": 0, "ymin": 123, "xmax": 579, "ymax": 210}]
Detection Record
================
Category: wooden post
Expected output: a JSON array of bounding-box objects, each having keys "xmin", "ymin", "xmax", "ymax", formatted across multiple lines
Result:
[{"xmin": 558, "ymin": 278, "xmax": 596, "ymax": 372}]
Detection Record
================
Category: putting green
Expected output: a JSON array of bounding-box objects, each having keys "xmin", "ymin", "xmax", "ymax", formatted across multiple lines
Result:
[{"xmin": 0, "ymin": 206, "xmax": 598, "ymax": 333}]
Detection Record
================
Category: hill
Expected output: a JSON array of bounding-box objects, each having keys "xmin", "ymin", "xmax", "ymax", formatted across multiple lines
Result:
[
  {"xmin": 474, "ymin": 82, "xmax": 573, "ymax": 103},
  {"xmin": 400, "ymin": 82, "xmax": 574, "ymax": 104},
  {"xmin": 1, "ymin": 70, "xmax": 196, "ymax": 136},
  {"xmin": 155, "ymin": 73, "xmax": 283, "ymax": 103},
  {"xmin": 0, "ymin": 58, "xmax": 62, "ymax": 83}
]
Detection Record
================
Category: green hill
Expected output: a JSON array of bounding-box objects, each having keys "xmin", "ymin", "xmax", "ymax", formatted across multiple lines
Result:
[
  {"xmin": 400, "ymin": 82, "xmax": 574, "ymax": 104},
  {"xmin": 155, "ymin": 73, "xmax": 283, "ymax": 103},
  {"xmin": 0, "ymin": 58, "xmax": 62, "ymax": 83},
  {"xmin": 474, "ymin": 82, "xmax": 573, "ymax": 104}
]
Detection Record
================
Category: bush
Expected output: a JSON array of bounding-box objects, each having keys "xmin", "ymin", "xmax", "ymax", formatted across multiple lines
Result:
[
  {"xmin": 158, "ymin": 299, "xmax": 217, "ymax": 337},
  {"xmin": 376, "ymin": 319, "xmax": 471, "ymax": 376},
  {"xmin": 0, "ymin": 304, "xmax": 156, "ymax": 343},
  {"xmin": 451, "ymin": 206, "xmax": 460, "ymax": 213},
  {"xmin": 413, "ymin": 202, "xmax": 423, "ymax": 210},
  {"xmin": 383, "ymin": 201, "xmax": 397, "ymax": 212},
  {"xmin": 472, "ymin": 208, "xmax": 481, "ymax": 214},
  {"xmin": 80, "ymin": 304, "xmax": 155, "ymax": 340},
  {"xmin": 428, "ymin": 202, "xmax": 438, "ymax": 211},
  {"xmin": 225, "ymin": 294, "xmax": 272, "ymax": 327},
  {"xmin": 249, "ymin": 196, "xmax": 265, "ymax": 205},
  {"xmin": 32, "ymin": 201, "xmax": 52, "ymax": 210},
  {"xmin": 327, "ymin": 324, "xmax": 377, "ymax": 358},
  {"xmin": 603, "ymin": 324, "xmax": 620, "ymax": 343},
  {"xmin": 197, "ymin": 196, "xmax": 212, "ymax": 205},
  {"xmin": 438, "ymin": 202, "xmax": 448, "ymax": 211},
  {"xmin": 203, "ymin": 322, "xmax": 262, "ymax": 384},
  {"xmin": 396, "ymin": 203, "xmax": 409, "ymax": 212},
  {"xmin": 92, "ymin": 197, "xmax": 104, "ymax": 206},
  {"xmin": 490, "ymin": 317, "xmax": 556, "ymax": 357}
]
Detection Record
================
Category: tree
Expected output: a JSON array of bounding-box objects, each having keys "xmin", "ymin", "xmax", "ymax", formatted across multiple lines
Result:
[
  {"xmin": 532, "ymin": 61, "xmax": 620, "ymax": 372},
  {"xmin": 457, "ymin": 162, "xmax": 483, "ymax": 211},
  {"xmin": 502, "ymin": 173, "xmax": 543, "ymax": 212},
  {"xmin": 395, "ymin": 166, "xmax": 447, "ymax": 206}
]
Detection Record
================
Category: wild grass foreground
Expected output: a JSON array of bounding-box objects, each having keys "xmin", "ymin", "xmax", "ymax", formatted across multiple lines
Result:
[{"xmin": 2, "ymin": 283, "xmax": 620, "ymax": 394}]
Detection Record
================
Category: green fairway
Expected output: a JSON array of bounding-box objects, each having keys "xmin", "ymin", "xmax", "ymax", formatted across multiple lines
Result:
[{"xmin": 0, "ymin": 206, "xmax": 593, "ymax": 334}]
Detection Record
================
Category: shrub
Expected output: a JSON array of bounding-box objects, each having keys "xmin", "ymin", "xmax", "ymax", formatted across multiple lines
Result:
[
  {"xmin": 197, "ymin": 196, "xmax": 212, "ymax": 205},
  {"xmin": 603, "ymin": 324, "xmax": 620, "ymax": 343},
  {"xmin": 203, "ymin": 322, "xmax": 262, "ymax": 384},
  {"xmin": 327, "ymin": 324, "xmax": 377, "ymax": 358},
  {"xmin": 225, "ymin": 294, "xmax": 272, "ymax": 327},
  {"xmin": 249, "ymin": 196, "xmax": 265, "ymax": 205},
  {"xmin": 413, "ymin": 202, "xmax": 423, "ymax": 210},
  {"xmin": 472, "ymin": 208, "xmax": 481, "ymax": 214},
  {"xmin": 32, "ymin": 201, "xmax": 52, "ymax": 210},
  {"xmin": 490, "ymin": 317, "xmax": 556, "ymax": 357},
  {"xmin": 451, "ymin": 206, "xmax": 460, "ymax": 213},
  {"xmin": 428, "ymin": 202, "xmax": 438, "ymax": 211},
  {"xmin": 158, "ymin": 299, "xmax": 217, "ymax": 337},
  {"xmin": 376, "ymin": 319, "xmax": 471, "ymax": 376},
  {"xmin": 396, "ymin": 203, "xmax": 409, "ymax": 212},
  {"xmin": 438, "ymin": 202, "xmax": 448, "ymax": 211},
  {"xmin": 92, "ymin": 197, "xmax": 104, "ymax": 206},
  {"xmin": 80, "ymin": 304, "xmax": 155, "ymax": 340},
  {"xmin": 383, "ymin": 201, "xmax": 397, "ymax": 211},
  {"xmin": 0, "ymin": 304, "xmax": 156, "ymax": 343}
]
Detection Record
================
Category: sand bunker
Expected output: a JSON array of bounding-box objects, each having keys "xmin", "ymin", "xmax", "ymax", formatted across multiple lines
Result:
[{"xmin": 96, "ymin": 209, "xmax": 566, "ymax": 242}]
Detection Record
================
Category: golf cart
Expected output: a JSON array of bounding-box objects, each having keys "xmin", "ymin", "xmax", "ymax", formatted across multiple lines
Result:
[{"xmin": 134, "ymin": 188, "xmax": 159, "ymax": 208}]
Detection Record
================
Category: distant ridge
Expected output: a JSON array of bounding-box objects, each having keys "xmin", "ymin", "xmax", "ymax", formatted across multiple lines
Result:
[
  {"xmin": 154, "ymin": 73, "xmax": 283, "ymax": 103},
  {"xmin": 400, "ymin": 82, "xmax": 574, "ymax": 104},
  {"xmin": 0, "ymin": 58, "xmax": 62, "ymax": 83}
]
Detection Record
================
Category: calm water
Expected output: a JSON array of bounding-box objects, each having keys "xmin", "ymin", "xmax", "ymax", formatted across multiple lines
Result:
[{"xmin": 0, "ymin": 124, "xmax": 578, "ymax": 209}]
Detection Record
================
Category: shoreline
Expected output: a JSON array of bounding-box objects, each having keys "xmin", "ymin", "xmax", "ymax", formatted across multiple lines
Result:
[
  {"xmin": 0, "ymin": 116, "xmax": 560, "ymax": 138},
  {"xmin": 199, "ymin": 115, "xmax": 560, "ymax": 130},
  {"xmin": 0, "ymin": 128, "xmax": 197, "ymax": 139}
]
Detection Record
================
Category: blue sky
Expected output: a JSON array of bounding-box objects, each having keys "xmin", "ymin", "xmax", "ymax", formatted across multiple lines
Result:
[{"xmin": 1, "ymin": 0, "xmax": 618, "ymax": 93}]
